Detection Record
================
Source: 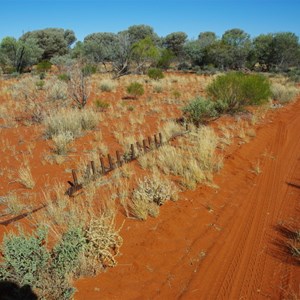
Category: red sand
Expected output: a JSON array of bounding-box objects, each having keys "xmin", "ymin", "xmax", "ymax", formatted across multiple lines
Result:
[{"xmin": 75, "ymin": 99, "xmax": 300, "ymax": 299}]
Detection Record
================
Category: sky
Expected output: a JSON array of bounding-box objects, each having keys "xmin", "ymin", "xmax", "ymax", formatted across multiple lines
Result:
[{"xmin": 0, "ymin": 0, "xmax": 299, "ymax": 42}]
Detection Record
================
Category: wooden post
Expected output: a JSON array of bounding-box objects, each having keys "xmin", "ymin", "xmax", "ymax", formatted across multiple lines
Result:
[
  {"xmin": 116, "ymin": 150, "xmax": 122, "ymax": 167},
  {"xmin": 108, "ymin": 154, "xmax": 114, "ymax": 170},
  {"xmin": 100, "ymin": 157, "xmax": 106, "ymax": 174},
  {"xmin": 142, "ymin": 139, "xmax": 147, "ymax": 153},
  {"xmin": 72, "ymin": 170, "xmax": 78, "ymax": 186},
  {"xmin": 136, "ymin": 141, "xmax": 141, "ymax": 151},
  {"xmin": 91, "ymin": 161, "xmax": 96, "ymax": 176},
  {"xmin": 148, "ymin": 136, "xmax": 152, "ymax": 148},
  {"xmin": 159, "ymin": 133, "xmax": 163, "ymax": 146},
  {"xmin": 154, "ymin": 134, "xmax": 159, "ymax": 148},
  {"xmin": 131, "ymin": 144, "xmax": 135, "ymax": 160}
]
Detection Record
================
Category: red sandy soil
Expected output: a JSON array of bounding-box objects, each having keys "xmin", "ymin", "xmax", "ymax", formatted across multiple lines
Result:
[{"xmin": 75, "ymin": 99, "xmax": 300, "ymax": 299}]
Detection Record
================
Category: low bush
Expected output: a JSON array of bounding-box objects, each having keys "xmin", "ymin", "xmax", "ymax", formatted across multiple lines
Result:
[
  {"xmin": 95, "ymin": 99, "xmax": 110, "ymax": 111},
  {"xmin": 0, "ymin": 215, "xmax": 123, "ymax": 299},
  {"xmin": 52, "ymin": 132, "xmax": 74, "ymax": 155},
  {"xmin": 82, "ymin": 64, "xmax": 97, "ymax": 76},
  {"xmin": 45, "ymin": 79, "xmax": 68, "ymax": 101},
  {"xmin": 99, "ymin": 79, "xmax": 116, "ymax": 92},
  {"xmin": 271, "ymin": 82, "xmax": 299, "ymax": 103},
  {"xmin": 182, "ymin": 97, "xmax": 218, "ymax": 125},
  {"xmin": 147, "ymin": 68, "xmax": 164, "ymax": 80},
  {"xmin": 58, "ymin": 73, "xmax": 70, "ymax": 82},
  {"xmin": 44, "ymin": 108, "xmax": 98, "ymax": 139},
  {"xmin": 130, "ymin": 175, "xmax": 178, "ymax": 220},
  {"xmin": 36, "ymin": 61, "xmax": 52, "ymax": 73},
  {"xmin": 153, "ymin": 83, "xmax": 163, "ymax": 93},
  {"xmin": 206, "ymin": 72, "xmax": 271, "ymax": 112},
  {"xmin": 0, "ymin": 227, "xmax": 49, "ymax": 288},
  {"xmin": 126, "ymin": 82, "xmax": 144, "ymax": 99}
]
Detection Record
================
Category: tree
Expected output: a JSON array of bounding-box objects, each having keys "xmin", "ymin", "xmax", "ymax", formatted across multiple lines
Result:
[
  {"xmin": 111, "ymin": 31, "xmax": 132, "ymax": 78},
  {"xmin": 272, "ymin": 32, "xmax": 300, "ymax": 70},
  {"xmin": 155, "ymin": 48, "xmax": 173, "ymax": 69},
  {"xmin": 205, "ymin": 40, "xmax": 232, "ymax": 70},
  {"xmin": 126, "ymin": 24, "xmax": 160, "ymax": 45},
  {"xmin": 131, "ymin": 36, "xmax": 160, "ymax": 73},
  {"xmin": 221, "ymin": 28, "xmax": 251, "ymax": 69},
  {"xmin": 83, "ymin": 32, "xmax": 118, "ymax": 70},
  {"xmin": 21, "ymin": 28, "xmax": 76, "ymax": 60},
  {"xmin": 253, "ymin": 34, "xmax": 274, "ymax": 70},
  {"xmin": 184, "ymin": 40, "xmax": 204, "ymax": 67},
  {"xmin": 198, "ymin": 31, "xmax": 217, "ymax": 48},
  {"xmin": 0, "ymin": 37, "xmax": 42, "ymax": 73},
  {"xmin": 163, "ymin": 32, "xmax": 187, "ymax": 58}
]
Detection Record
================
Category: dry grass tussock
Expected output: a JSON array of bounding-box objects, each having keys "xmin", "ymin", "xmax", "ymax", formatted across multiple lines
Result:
[
  {"xmin": 271, "ymin": 82, "xmax": 299, "ymax": 103},
  {"xmin": 130, "ymin": 173, "xmax": 178, "ymax": 220},
  {"xmin": 44, "ymin": 108, "xmax": 99, "ymax": 154},
  {"xmin": 17, "ymin": 163, "xmax": 35, "ymax": 189},
  {"xmin": 99, "ymin": 79, "xmax": 117, "ymax": 92},
  {"xmin": 139, "ymin": 125, "xmax": 222, "ymax": 189}
]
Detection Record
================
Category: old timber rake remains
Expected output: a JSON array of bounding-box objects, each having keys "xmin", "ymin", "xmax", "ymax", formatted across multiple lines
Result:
[{"xmin": 66, "ymin": 125, "xmax": 189, "ymax": 196}]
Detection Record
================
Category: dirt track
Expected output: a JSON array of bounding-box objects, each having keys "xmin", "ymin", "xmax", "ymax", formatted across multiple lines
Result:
[{"xmin": 75, "ymin": 99, "xmax": 300, "ymax": 299}]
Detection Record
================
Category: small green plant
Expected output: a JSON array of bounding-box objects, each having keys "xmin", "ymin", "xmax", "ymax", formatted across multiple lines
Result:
[
  {"xmin": 58, "ymin": 73, "xmax": 70, "ymax": 82},
  {"xmin": 36, "ymin": 61, "xmax": 52, "ymax": 73},
  {"xmin": 148, "ymin": 68, "xmax": 164, "ymax": 80},
  {"xmin": 126, "ymin": 82, "xmax": 144, "ymax": 99},
  {"xmin": 0, "ymin": 227, "xmax": 49, "ymax": 287},
  {"xmin": 51, "ymin": 227, "xmax": 86, "ymax": 279},
  {"xmin": 207, "ymin": 72, "xmax": 271, "ymax": 112},
  {"xmin": 36, "ymin": 80, "xmax": 45, "ymax": 90},
  {"xmin": 82, "ymin": 64, "xmax": 97, "ymax": 76},
  {"xmin": 182, "ymin": 97, "xmax": 218, "ymax": 125},
  {"xmin": 95, "ymin": 99, "xmax": 110, "ymax": 111},
  {"xmin": 172, "ymin": 90, "xmax": 181, "ymax": 100}
]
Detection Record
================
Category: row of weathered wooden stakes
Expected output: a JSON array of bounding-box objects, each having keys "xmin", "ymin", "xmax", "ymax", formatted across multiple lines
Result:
[
  {"xmin": 66, "ymin": 123, "xmax": 190, "ymax": 197},
  {"xmin": 66, "ymin": 132, "xmax": 168, "ymax": 196}
]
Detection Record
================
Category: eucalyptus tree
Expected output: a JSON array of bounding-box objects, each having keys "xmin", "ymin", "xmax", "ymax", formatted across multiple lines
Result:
[
  {"xmin": 0, "ymin": 36, "xmax": 42, "ymax": 72},
  {"xmin": 163, "ymin": 32, "xmax": 188, "ymax": 59},
  {"xmin": 221, "ymin": 28, "xmax": 251, "ymax": 69},
  {"xmin": 21, "ymin": 28, "xmax": 76, "ymax": 60}
]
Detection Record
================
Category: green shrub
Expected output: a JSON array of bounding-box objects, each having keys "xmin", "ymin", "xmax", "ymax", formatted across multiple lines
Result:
[
  {"xmin": 206, "ymin": 72, "xmax": 271, "ymax": 112},
  {"xmin": 0, "ymin": 227, "xmax": 49, "ymax": 287},
  {"xmin": 58, "ymin": 73, "xmax": 70, "ymax": 82},
  {"xmin": 52, "ymin": 227, "xmax": 86, "ymax": 279},
  {"xmin": 82, "ymin": 64, "xmax": 97, "ymax": 76},
  {"xmin": 147, "ymin": 68, "xmax": 164, "ymax": 80},
  {"xmin": 183, "ymin": 97, "xmax": 218, "ymax": 125},
  {"xmin": 95, "ymin": 99, "xmax": 110, "ymax": 111},
  {"xmin": 36, "ymin": 80, "xmax": 45, "ymax": 90},
  {"xmin": 36, "ymin": 61, "xmax": 52, "ymax": 73},
  {"xmin": 126, "ymin": 82, "xmax": 144, "ymax": 99}
]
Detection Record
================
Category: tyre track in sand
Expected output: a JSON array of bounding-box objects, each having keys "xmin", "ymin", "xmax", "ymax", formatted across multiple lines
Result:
[{"xmin": 179, "ymin": 103, "xmax": 300, "ymax": 300}]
